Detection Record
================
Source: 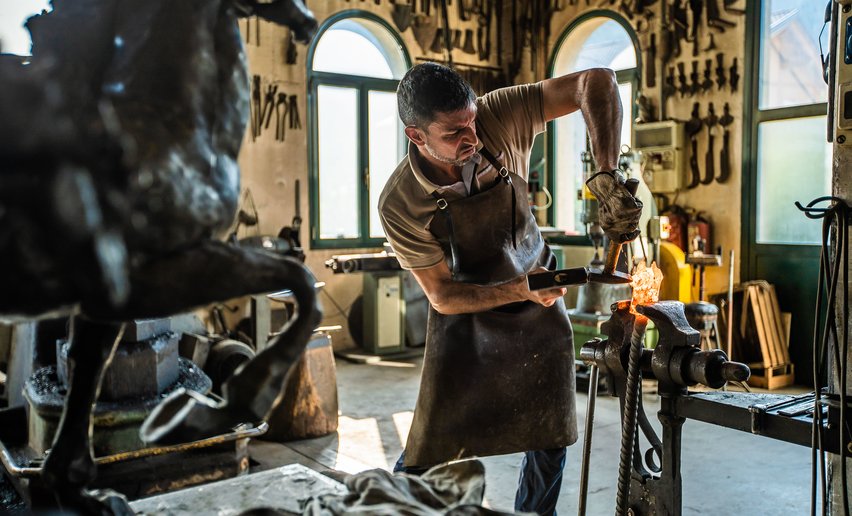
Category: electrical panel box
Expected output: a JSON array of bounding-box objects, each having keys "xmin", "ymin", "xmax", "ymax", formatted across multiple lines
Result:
[
  {"xmin": 634, "ymin": 121, "xmax": 686, "ymax": 193},
  {"xmin": 362, "ymin": 273, "xmax": 406, "ymax": 355}
]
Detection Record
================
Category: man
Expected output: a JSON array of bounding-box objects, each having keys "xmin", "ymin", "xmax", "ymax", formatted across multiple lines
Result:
[{"xmin": 378, "ymin": 63, "xmax": 642, "ymax": 515}]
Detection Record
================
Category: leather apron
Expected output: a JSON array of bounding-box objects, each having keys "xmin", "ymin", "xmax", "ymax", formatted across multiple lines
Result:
[{"xmin": 404, "ymin": 149, "xmax": 577, "ymax": 467}]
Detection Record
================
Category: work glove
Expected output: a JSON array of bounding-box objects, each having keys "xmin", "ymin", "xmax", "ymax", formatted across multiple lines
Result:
[{"xmin": 586, "ymin": 170, "xmax": 643, "ymax": 243}]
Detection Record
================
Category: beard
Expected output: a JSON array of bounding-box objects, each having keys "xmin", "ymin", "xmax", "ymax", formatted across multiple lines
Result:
[{"xmin": 423, "ymin": 142, "xmax": 476, "ymax": 167}]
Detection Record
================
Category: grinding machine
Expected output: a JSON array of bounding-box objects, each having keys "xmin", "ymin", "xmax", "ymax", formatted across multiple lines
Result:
[{"xmin": 0, "ymin": 317, "xmax": 264, "ymax": 505}]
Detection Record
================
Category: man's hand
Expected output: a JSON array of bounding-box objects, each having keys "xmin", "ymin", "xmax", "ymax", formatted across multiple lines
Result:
[
  {"xmin": 518, "ymin": 267, "xmax": 567, "ymax": 307},
  {"xmin": 586, "ymin": 170, "xmax": 643, "ymax": 243}
]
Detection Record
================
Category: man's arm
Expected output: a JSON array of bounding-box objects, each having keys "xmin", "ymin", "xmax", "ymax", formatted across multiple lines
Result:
[
  {"xmin": 410, "ymin": 260, "xmax": 567, "ymax": 315},
  {"xmin": 540, "ymin": 68, "xmax": 642, "ymax": 243},
  {"xmin": 539, "ymin": 68, "xmax": 622, "ymax": 171}
]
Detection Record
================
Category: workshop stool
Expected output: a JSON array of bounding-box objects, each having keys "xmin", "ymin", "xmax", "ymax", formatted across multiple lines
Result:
[{"xmin": 684, "ymin": 301, "xmax": 720, "ymax": 352}]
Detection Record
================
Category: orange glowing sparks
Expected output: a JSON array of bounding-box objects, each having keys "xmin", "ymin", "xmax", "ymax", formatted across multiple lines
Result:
[{"xmin": 630, "ymin": 261, "xmax": 663, "ymax": 309}]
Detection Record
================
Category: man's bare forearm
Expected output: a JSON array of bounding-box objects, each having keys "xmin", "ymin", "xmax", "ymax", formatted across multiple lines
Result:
[
  {"xmin": 428, "ymin": 276, "xmax": 529, "ymax": 315},
  {"xmin": 410, "ymin": 263, "xmax": 567, "ymax": 315},
  {"xmin": 577, "ymin": 69, "xmax": 622, "ymax": 172},
  {"xmin": 541, "ymin": 68, "xmax": 623, "ymax": 171}
]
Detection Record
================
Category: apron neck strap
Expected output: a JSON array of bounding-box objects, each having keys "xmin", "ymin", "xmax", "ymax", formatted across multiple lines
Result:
[{"xmin": 479, "ymin": 146, "xmax": 510, "ymax": 178}]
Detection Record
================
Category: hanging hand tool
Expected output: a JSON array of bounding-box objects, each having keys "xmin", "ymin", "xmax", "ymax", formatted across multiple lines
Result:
[
  {"xmin": 729, "ymin": 57, "xmax": 740, "ymax": 92},
  {"xmin": 261, "ymin": 83, "xmax": 278, "ymax": 131},
  {"xmin": 702, "ymin": 102, "xmax": 717, "ymax": 185},
  {"xmin": 412, "ymin": 14, "xmax": 438, "ymax": 55},
  {"xmin": 392, "ymin": 1, "xmax": 413, "ymax": 32},
  {"xmin": 429, "ymin": 30, "xmax": 443, "ymax": 53},
  {"xmin": 275, "ymin": 92, "xmax": 289, "ymax": 142},
  {"xmin": 288, "ymin": 94, "xmax": 301, "ymax": 130},
  {"xmin": 451, "ymin": 29, "xmax": 462, "ymax": 49},
  {"xmin": 724, "ymin": 0, "xmax": 745, "ymax": 15},
  {"xmin": 716, "ymin": 102, "xmax": 733, "ymax": 183},
  {"xmin": 646, "ymin": 33, "xmax": 657, "ymax": 88},
  {"xmin": 706, "ymin": 0, "xmax": 736, "ymax": 31},
  {"xmin": 660, "ymin": 1, "xmax": 674, "ymax": 63},
  {"xmin": 462, "ymin": 28, "xmax": 476, "ymax": 54},
  {"xmin": 689, "ymin": 60, "xmax": 700, "ymax": 96},
  {"xmin": 688, "ymin": 0, "xmax": 702, "ymax": 44},
  {"xmin": 704, "ymin": 33, "xmax": 716, "ymax": 52},
  {"xmin": 685, "ymin": 102, "xmax": 703, "ymax": 189},
  {"xmin": 440, "ymin": 0, "xmax": 452, "ymax": 66},
  {"xmin": 715, "ymin": 52, "xmax": 726, "ymax": 89},
  {"xmin": 672, "ymin": 1, "xmax": 688, "ymax": 59},
  {"xmin": 677, "ymin": 62, "xmax": 689, "ymax": 97},
  {"xmin": 250, "ymin": 74, "xmax": 262, "ymax": 141},
  {"xmin": 285, "ymin": 31, "xmax": 298, "ymax": 65},
  {"xmin": 664, "ymin": 66, "xmax": 676, "ymax": 102},
  {"xmin": 702, "ymin": 58, "xmax": 714, "ymax": 92}
]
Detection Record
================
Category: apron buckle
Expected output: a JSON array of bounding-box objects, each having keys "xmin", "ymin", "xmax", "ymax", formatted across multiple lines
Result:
[{"xmin": 436, "ymin": 198, "xmax": 448, "ymax": 210}]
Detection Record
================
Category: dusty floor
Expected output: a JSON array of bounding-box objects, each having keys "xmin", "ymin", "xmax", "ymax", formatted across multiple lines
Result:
[{"xmin": 247, "ymin": 354, "xmax": 813, "ymax": 515}]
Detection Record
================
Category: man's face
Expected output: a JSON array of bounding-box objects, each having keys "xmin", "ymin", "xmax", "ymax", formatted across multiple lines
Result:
[{"xmin": 412, "ymin": 102, "xmax": 479, "ymax": 167}]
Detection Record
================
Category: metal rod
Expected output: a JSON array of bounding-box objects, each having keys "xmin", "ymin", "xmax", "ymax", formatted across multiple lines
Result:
[
  {"xmin": 727, "ymin": 250, "xmax": 734, "ymax": 359},
  {"xmin": 616, "ymin": 317, "xmax": 648, "ymax": 515},
  {"xmin": 578, "ymin": 364, "xmax": 599, "ymax": 516}
]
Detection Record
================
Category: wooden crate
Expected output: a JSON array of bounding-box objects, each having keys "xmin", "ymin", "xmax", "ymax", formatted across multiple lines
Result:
[
  {"xmin": 733, "ymin": 281, "xmax": 795, "ymax": 390},
  {"xmin": 747, "ymin": 363, "xmax": 796, "ymax": 390}
]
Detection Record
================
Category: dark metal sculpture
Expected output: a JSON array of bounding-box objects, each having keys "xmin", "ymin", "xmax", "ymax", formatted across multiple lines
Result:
[{"xmin": 0, "ymin": 0, "xmax": 319, "ymax": 512}]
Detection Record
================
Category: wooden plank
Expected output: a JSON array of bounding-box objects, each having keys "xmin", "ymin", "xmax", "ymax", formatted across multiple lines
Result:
[
  {"xmin": 748, "ymin": 285, "xmax": 774, "ymax": 368},
  {"xmin": 756, "ymin": 285, "xmax": 781, "ymax": 367},
  {"xmin": 768, "ymin": 285, "xmax": 792, "ymax": 364},
  {"xmin": 760, "ymin": 284, "xmax": 785, "ymax": 367}
]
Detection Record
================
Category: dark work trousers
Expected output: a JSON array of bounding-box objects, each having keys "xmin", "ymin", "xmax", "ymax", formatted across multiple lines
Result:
[{"xmin": 393, "ymin": 447, "xmax": 567, "ymax": 515}]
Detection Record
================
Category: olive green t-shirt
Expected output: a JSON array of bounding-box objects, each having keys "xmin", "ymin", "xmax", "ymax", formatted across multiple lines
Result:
[{"xmin": 378, "ymin": 82, "xmax": 546, "ymax": 270}]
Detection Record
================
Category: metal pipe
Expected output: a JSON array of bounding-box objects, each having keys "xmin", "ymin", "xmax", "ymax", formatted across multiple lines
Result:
[
  {"xmin": 727, "ymin": 250, "xmax": 734, "ymax": 360},
  {"xmin": 578, "ymin": 364, "xmax": 600, "ymax": 516},
  {"xmin": 616, "ymin": 316, "xmax": 648, "ymax": 516}
]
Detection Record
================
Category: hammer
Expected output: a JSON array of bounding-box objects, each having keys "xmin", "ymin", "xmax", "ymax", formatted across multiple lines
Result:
[{"xmin": 527, "ymin": 178, "xmax": 638, "ymax": 290}]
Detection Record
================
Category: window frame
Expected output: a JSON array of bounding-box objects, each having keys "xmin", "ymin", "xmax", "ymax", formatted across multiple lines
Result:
[
  {"xmin": 545, "ymin": 11, "xmax": 641, "ymax": 246},
  {"xmin": 740, "ymin": 0, "xmax": 829, "ymax": 387},
  {"xmin": 741, "ymin": 1, "xmax": 829, "ymax": 262},
  {"xmin": 306, "ymin": 11, "xmax": 411, "ymax": 249}
]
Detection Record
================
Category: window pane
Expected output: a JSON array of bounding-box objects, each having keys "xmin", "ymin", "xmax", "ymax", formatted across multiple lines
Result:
[
  {"xmin": 318, "ymin": 85, "xmax": 359, "ymax": 239},
  {"xmin": 759, "ymin": 0, "xmax": 828, "ymax": 109},
  {"xmin": 756, "ymin": 116, "xmax": 831, "ymax": 244},
  {"xmin": 312, "ymin": 19, "xmax": 406, "ymax": 79},
  {"xmin": 368, "ymin": 90, "xmax": 403, "ymax": 238},
  {"xmin": 618, "ymin": 82, "xmax": 632, "ymax": 151},
  {"xmin": 553, "ymin": 18, "xmax": 637, "ymax": 73},
  {"xmin": 0, "ymin": 0, "xmax": 50, "ymax": 56}
]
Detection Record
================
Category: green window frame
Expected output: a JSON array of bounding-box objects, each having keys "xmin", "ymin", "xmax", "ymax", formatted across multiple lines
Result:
[{"xmin": 307, "ymin": 11, "xmax": 411, "ymax": 249}]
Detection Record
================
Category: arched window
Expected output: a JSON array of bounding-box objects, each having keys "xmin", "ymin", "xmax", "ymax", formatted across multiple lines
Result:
[
  {"xmin": 547, "ymin": 14, "xmax": 639, "ymax": 237},
  {"xmin": 308, "ymin": 13, "xmax": 410, "ymax": 248}
]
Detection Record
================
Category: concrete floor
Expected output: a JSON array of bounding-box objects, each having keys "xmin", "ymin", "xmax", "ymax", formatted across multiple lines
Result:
[{"xmin": 249, "ymin": 354, "xmax": 812, "ymax": 515}]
